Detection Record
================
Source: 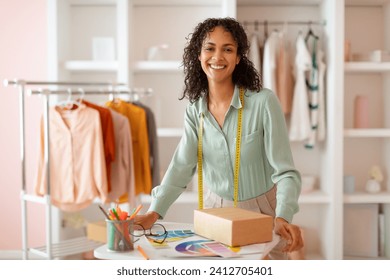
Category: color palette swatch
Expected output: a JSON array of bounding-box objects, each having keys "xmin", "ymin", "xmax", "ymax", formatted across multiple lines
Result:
[
  {"xmin": 175, "ymin": 240, "xmax": 217, "ymax": 257},
  {"xmin": 175, "ymin": 240, "xmax": 239, "ymax": 258},
  {"xmin": 201, "ymin": 242, "xmax": 240, "ymax": 258},
  {"xmin": 147, "ymin": 230, "xmax": 195, "ymax": 248}
]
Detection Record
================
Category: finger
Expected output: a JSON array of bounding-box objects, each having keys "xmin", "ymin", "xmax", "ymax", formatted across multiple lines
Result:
[
  {"xmin": 282, "ymin": 226, "xmax": 300, "ymax": 252},
  {"xmin": 276, "ymin": 224, "xmax": 291, "ymax": 241},
  {"xmin": 284, "ymin": 226, "xmax": 303, "ymax": 252}
]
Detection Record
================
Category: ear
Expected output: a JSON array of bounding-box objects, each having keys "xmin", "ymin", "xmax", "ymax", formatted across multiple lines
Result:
[{"xmin": 236, "ymin": 56, "xmax": 241, "ymax": 65}]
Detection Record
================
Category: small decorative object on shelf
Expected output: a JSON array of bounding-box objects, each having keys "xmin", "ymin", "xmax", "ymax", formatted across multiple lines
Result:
[
  {"xmin": 344, "ymin": 40, "xmax": 351, "ymax": 62},
  {"xmin": 343, "ymin": 175, "xmax": 355, "ymax": 194},
  {"xmin": 353, "ymin": 95, "xmax": 369, "ymax": 128},
  {"xmin": 369, "ymin": 50, "xmax": 390, "ymax": 62},
  {"xmin": 147, "ymin": 44, "xmax": 169, "ymax": 61},
  {"xmin": 365, "ymin": 165, "xmax": 383, "ymax": 193}
]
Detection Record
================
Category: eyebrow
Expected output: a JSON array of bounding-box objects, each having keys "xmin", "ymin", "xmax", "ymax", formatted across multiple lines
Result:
[{"xmin": 203, "ymin": 42, "xmax": 236, "ymax": 47}]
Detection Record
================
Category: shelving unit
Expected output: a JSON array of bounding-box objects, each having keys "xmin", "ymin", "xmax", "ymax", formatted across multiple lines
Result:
[
  {"xmin": 42, "ymin": 0, "xmax": 231, "ymax": 259},
  {"xmin": 344, "ymin": 129, "xmax": 390, "ymax": 137},
  {"xmin": 134, "ymin": 61, "xmax": 182, "ymax": 73},
  {"xmin": 345, "ymin": 62, "xmax": 390, "ymax": 72},
  {"xmin": 40, "ymin": 0, "xmax": 389, "ymax": 260},
  {"xmin": 64, "ymin": 60, "xmax": 119, "ymax": 72},
  {"xmin": 343, "ymin": 0, "xmax": 390, "ymax": 259},
  {"xmin": 235, "ymin": 0, "xmax": 343, "ymax": 260},
  {"xmin": 344, "ymin": 192, "xmax": 390, "ymax": 204}
]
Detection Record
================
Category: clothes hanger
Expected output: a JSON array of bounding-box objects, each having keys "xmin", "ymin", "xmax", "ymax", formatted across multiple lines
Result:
[
  {"xmin": 74, "ymin": 87, "xmax": 85, "ymax": 106},
  {"xmin": 131, "ymin": 90, "xmax": 140, "ymax": 103},
  {"xmin": 57, "ymin": 88, "xmax": 80, "ymax": 110},
  {"xmin": 305, "ymin": 21, "xmax": 319, "ymax": 42},
  {"xmin": 263, "ymin": 20, "xmax": 269, "ymax": 41},
  {"xmin": 77, "ymin": 87, "xmax": 85, "ymax": 103},
  {"xmin": 110, "ymin": 86, "xmax": 121, "ymax": 104}
]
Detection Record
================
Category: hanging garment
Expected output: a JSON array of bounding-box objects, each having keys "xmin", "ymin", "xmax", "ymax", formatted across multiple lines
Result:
[
  {"xmin": 304, "ymin": 34, "xmax": 326, "ymax": 148},
  {"xmin": 276, "ymin": 34, "xmax": 294, "ymax": 115},
  {"xmin": 133, "ymin": 101, "xmax": 160, "ymax": 188},
  {"xmin": 107, "ymin": 109, "xmax": 136, "ymax": 206},
  {"xmin": 289, "ymin": 33, "xmax": 312, "ymax": 142},
  {"xmin": 316, "ymin": 49, "xmax": 326, "ymax": 142},
  {"xmin": 106, "ymin": 99, "xmax": 152, "ymax": 195},
  {"xmin": 82, "ymin": 100, "xmax": 115, "ymax": 192},
  {"xmin": 304, "ymin": 36, "xmax": 319, "ymax": 149},
  {"xmin": 249, "ymin": 33, "xmax": 261, "ymax": 74},
  {"xmin": 34, "ymin": 104, "xmax": 108, "ymax": 211},
  {"xmin": 262, "ymin": 30, "xmax": 280, "ymax": 93}
]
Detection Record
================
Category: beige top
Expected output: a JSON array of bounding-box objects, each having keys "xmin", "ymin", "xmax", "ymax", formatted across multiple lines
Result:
[
  {"xmin": 276, "ymin": 36, "xmax": 294, "ymax": 114},
  {"xmin": 107, "ymin": 109, "xmax": 136, "ymax": 205},
  {"xmin": 34, "ymin": 104, "xmax": 108, "ymax": 211}
]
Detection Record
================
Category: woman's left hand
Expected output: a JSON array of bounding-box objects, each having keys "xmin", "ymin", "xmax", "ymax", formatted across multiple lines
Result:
[{"xmin": 274, "ymin": 217, "xmax": 304, "ymax": 253}]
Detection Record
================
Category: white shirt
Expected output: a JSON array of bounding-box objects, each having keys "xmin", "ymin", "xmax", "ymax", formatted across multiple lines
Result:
[
  {"xmin": 262, "ymin": 31, "xmax": 280, "ymax": 93},
  {"xmin": 289, "ymin": 33, "xmax": 312, "ymax": 141}
]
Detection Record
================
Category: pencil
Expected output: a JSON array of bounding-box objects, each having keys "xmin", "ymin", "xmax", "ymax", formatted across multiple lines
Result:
[
  {"xmin": 137, "ymin": 245, "xmax": 149, "ymax": 260},
  {"xmin": 129, "ymin": 204, "xmax": 143, "ymax": 220}
]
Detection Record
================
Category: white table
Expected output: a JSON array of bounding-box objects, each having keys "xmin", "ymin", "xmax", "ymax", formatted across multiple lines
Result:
[{"xmin": 94, "ymin": 222, "xmax": 279, "ymax": 260}]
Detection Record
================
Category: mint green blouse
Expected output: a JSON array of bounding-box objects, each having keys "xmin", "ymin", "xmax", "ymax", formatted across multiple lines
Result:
[{"xmin": 149, "ymin": 86, "xmax": 301, "ymax": 223}]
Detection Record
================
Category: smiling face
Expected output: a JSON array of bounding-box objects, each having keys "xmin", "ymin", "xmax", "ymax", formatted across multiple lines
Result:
[{"xmin": 199, "ymin": 26, "xmax": 240, "ymax": 85}]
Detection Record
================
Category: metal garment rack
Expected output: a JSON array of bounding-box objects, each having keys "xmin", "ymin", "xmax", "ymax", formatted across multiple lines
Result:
[
  {"xmin": 242, "ymin": 19, "xmax": 326, "ymax": 38},
  {"xmin": 3, "ymin": 79, "xmax": 149, "ymax": 259},
  {"xmin": 242, "ymin": 19, "xmax": 326, "ymax": 28}
]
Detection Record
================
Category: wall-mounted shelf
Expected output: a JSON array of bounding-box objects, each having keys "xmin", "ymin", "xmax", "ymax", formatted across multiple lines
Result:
[
  {"xmin": 63, "ymin": 60, "xmax": 118, "ymax": 72},
  {"xmin": 344, "ymin": 192, "xmax": 390, "ymax": 204},
  {"xmin": 134, "ymin": 61, "xmax": 182, "ymax": 73},
  {"xmin": 345, "ymin": 62, "xmax": 390, "ymax": 73},
  {"xmin": 344, "ymin": 129, "xmax": 390, "ymax": 137}
]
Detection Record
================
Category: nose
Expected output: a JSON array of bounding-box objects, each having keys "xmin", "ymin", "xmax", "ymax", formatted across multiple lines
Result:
[{"xmin": 211, "ymin": 49, "xmax": 223, "ymax": 61}]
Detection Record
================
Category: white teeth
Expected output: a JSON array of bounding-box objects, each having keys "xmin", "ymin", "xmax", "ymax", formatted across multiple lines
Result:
[{"xmin": 210, "ymin": 65, "xmax": 225, "ymax": 69}]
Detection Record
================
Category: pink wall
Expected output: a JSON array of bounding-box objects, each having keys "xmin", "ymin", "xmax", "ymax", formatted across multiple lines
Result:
[{"xmin": 0, "ymin": 0, "xmax": 47, "ymax": 250}]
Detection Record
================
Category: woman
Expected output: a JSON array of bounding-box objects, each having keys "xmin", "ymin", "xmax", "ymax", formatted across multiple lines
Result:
[{"xmin": 135, "ymin": 17, "xmax": 303, "ymax": 259}]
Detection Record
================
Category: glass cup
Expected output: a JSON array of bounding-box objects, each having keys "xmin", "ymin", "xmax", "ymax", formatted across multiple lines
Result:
[{"xmin": 106, "ymin": 219, "xmax": 134, "ymax": 252}]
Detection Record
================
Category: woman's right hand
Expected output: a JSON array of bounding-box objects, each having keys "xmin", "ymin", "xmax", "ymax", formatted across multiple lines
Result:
[{"xmin": 133, "ymin": 211, "xmax": 159, "ymax": 229}]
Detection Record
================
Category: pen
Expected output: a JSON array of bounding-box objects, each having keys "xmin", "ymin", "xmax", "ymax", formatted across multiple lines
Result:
[{"xmin": 137, "ymin": 245, "xmax": 149, "ymax": 260}]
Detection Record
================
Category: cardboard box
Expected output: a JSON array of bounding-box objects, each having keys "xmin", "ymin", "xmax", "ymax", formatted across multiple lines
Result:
[
  {"xmin": 194, "ymin": 207, "xmax": 273, "ymax": 247},
  {"xmin": 87, "ymin": 220, "xmax": 107, "ymax": 243}
]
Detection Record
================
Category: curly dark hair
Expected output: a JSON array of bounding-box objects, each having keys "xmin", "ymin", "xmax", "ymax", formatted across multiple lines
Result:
[{"xmin": 180, "ymin": 17, "xmax": 262, "ymax": 103}]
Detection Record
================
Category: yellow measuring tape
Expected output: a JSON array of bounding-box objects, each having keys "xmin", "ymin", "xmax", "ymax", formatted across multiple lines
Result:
[{"xmin": 198, "ymin": 88, "xmax": 244, "ymax": 209}]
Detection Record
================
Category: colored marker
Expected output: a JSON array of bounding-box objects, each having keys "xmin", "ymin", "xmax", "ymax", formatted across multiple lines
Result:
[{"xmin": 129, "ymin": 204, "xmax": 143, "ymax": 220}]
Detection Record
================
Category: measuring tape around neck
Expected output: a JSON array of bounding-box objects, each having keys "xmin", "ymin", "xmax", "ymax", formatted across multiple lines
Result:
[{"xmin": 197, "ymin": 88, "xmax": 245, "ymax": 209}]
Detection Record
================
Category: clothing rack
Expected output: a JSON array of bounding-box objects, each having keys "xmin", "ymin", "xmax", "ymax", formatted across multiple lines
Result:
[
  {"xmin": 242, "ymin": 20, "xmax": 326, "ymax": 29},
  {"xmin": 3, "ymin": 79, "xmax": 147, "ymax": 260}
]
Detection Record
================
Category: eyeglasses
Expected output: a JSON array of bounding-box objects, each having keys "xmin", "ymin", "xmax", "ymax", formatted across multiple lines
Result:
[{"xmin": 131, "ymin": 223, "xmax": 168, "ymax": 244}]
